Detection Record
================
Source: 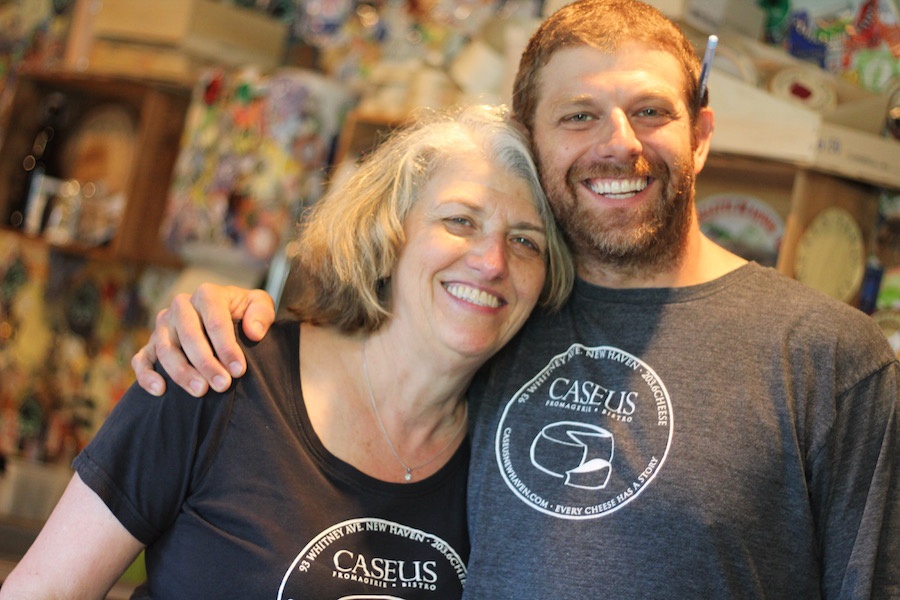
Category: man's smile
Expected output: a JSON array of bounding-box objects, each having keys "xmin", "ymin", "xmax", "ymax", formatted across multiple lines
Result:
[{"xmin": 585, "ymin": 176, "xmax": 649, "ymax": 199}]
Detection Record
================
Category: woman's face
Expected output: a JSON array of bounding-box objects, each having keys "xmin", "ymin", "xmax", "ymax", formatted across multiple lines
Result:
[{"xmin": 388, "ymin": 156, "xmax": 548, "ymax": 363}]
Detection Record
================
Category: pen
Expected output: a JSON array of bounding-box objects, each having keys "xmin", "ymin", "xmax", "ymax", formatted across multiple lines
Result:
[{"xmin": 698, "ymin": 34, "xmax": 718, "ymax": 104}]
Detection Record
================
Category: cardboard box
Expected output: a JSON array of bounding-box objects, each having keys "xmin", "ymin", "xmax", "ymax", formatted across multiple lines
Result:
[
  {"xmin": 81, "ymin": 39, "xmax": 202, "ymax": 83},
  {"xmin": 65, "ymin": 0, "xmax": 288, "ymax": 79},
  {"xmin": 682, "ymin": 0, "xmax": 765, "ymax": 39},
  {"xmin": 814, "ymin": 95, "xmax": 899, "ymax": 189},
  {"xmin": 709, "ymin": 70, "xmax": 822, "ymax": 164},
  {"xmin": 705, "ymin": 30, "xmax": 900, "ymax": 190}
]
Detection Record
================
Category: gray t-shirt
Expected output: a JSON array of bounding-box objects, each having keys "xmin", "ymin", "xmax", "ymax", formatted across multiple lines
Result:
[{"xmin": 464, "ymin": 263, "xmax": 899, "ymax": 599}]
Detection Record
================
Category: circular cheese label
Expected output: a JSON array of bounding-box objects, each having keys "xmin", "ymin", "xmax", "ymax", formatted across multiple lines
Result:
[
  {"xmin": 696, "ymin": 193, "xmax": 784, "ymax": 266},
  {"xmin": 62, "ymin": 104, "xmax": 137, "ymax": 195},
  {"xmin": 769, "ymin": 66, "xmax": 838, "ymax": 112},
  {"xmin": 794, "ymin": 207, "xmax": 865, "ymax": 303}
]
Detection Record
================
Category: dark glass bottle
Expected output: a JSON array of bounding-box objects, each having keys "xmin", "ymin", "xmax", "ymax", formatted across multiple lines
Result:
[{"xmin": 5, "ymin": 91, "xmax": 69, "ymax": 229}]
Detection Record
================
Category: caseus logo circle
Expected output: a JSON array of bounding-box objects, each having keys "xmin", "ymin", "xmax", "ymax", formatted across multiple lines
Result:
[{"xmin": 496, "ymin": 344, "xmax": 672, "ymax": 519}]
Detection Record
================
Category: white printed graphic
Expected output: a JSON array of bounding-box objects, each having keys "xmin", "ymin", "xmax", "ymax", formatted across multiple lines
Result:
[
  {"xmin": 496, "ymin": 344, "xmax": 673, "ymax": 519},
  {"xmin": 278, "ymin": 518, "xmax": 466, "ymax": 599},
  {"xmin": 530, "ymin": 422, "xmax": 614, "ymax": 490}
]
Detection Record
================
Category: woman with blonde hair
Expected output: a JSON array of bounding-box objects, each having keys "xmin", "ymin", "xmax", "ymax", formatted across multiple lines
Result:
[{"xmin": 1, "ymin": 104, "xmax": 572, "ymax": 598}]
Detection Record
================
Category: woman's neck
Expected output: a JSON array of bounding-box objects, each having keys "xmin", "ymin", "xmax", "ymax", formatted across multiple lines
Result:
[{"xmin": 299, "ymin": 322, "xmax": 471, "ymax": 483}]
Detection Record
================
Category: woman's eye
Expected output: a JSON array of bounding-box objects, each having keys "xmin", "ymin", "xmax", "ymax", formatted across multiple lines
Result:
[
  {"xmin": 511, "ymin": 235, "xmax": 543, "ymax": 256},
  {"xmin": 444, "ymin": 216, "xmax": 475, "ymax": 233}
]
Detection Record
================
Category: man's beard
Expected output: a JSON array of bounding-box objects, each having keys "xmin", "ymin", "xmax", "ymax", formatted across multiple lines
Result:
[{"xmin": 541, "ymin": 153, "xmax": 695, "ymax": 280}]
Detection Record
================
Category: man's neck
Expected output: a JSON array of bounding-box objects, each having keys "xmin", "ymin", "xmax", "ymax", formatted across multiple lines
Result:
[{"xmin": 576, "ymin": 231, "xmax": 748, "ymax": 289}]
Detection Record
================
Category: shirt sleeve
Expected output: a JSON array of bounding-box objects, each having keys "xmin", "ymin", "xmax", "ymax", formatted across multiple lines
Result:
[
  {"xmin": 73, "ymin": 366, "xmax": 234, "ymax": 546},
  {"xmin": 812, "ymin": 359, "xmax": 900, "ymax": 599}
]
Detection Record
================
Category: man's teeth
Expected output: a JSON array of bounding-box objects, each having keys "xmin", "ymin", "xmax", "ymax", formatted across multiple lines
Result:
[
  {"xmin": 588, "ymin": 177, "xmax": 648, "ymax": 197},
  {"xmin": 445, "ymin": 284, "xmax": 501, "ymax": 308}
]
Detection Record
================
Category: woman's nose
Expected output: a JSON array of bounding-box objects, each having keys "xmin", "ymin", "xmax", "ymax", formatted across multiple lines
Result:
[{"xmin": 468, "ymin": 235, "xmax": 509, "ymax": 280}]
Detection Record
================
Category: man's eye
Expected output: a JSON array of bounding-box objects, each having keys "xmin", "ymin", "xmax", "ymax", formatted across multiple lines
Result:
[
  {"xmin": 635, "ymin": 107, "xmax": 676, "ymax": 121},
  {"xmin": 567, "ymin": 112, "xmax": 592, "ymax": 122}
]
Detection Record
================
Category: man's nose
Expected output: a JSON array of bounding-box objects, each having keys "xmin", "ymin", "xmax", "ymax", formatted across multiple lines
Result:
[{"xmin": 593, "ymin": 108, "xmax": 642, "ymax": 161}]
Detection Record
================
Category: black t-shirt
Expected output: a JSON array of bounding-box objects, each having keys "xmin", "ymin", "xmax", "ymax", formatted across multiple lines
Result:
[{"xmin": 75, "ymin": 321, "xmax": 469, "ymax": 599}]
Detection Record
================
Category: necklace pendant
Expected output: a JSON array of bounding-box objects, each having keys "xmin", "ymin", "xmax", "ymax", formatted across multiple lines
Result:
[{"xmin": 404, "ymin": 469, "xmax": 412, "ymax": 481}]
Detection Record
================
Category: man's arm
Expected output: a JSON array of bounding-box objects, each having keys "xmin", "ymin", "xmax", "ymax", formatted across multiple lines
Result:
[
  {"xmin": 131, "ymin": 284, "xmax": 276, "ymax": 397},
  {"xmin": 817, "ymin": 361, "xmax": 900, "ymax": 598}
]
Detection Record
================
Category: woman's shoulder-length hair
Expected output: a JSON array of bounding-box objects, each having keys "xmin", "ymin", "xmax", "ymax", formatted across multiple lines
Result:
[{"xmin": 287, "ymin": 103, "xmax": 574, "ymax": 332}]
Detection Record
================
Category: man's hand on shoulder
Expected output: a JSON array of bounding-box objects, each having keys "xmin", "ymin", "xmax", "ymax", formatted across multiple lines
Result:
[{"xmin": 131, "ymin": 284, "xmax": 276, "ymax": 397}]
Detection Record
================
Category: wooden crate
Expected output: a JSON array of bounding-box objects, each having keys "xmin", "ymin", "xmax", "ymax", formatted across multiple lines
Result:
[
  {"xmin": 0, "ymin": 70, "xmax": 190, "ymax": 264},
  {"xmin": 697, "ymin": 153, "xmax": 879, "ymax": 306}
]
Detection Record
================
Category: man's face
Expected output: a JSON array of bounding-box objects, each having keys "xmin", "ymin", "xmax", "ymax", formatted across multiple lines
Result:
[{"xmin": 531, "ymin": 42, "xmax": 712, "ymax": 281}]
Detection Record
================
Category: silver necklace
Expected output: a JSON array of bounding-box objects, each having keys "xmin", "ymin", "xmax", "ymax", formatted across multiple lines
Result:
[{"xmin": 361, "ymin": 340, "xmax": 468, "ymax": 482}]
